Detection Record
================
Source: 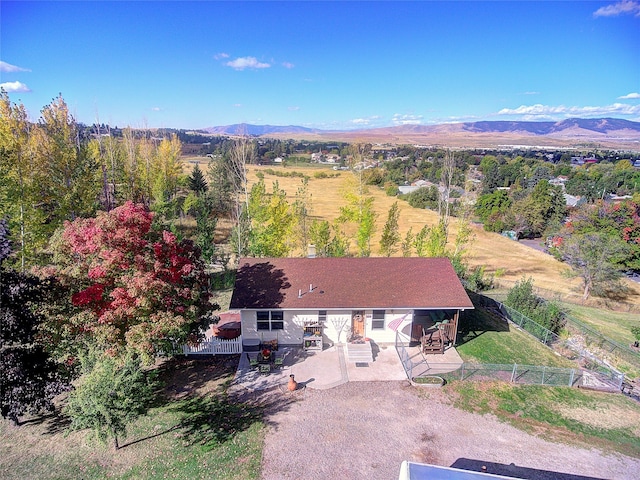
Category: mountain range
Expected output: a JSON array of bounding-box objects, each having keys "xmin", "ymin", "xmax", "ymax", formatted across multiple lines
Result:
[{"xmin": 203, "ymin": 118, "xmax": 640, "ymax": 149}]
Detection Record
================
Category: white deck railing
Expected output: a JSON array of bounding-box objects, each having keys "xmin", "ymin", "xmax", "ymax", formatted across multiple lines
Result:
[{"xmin": 183, "ymin": 336, "xmax": 242, "ymax": 355}]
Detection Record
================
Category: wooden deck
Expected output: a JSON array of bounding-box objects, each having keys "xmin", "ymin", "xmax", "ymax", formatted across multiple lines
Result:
[{"xmin": 420, "ymin": 322, "xmax": 456, "ymax": 355}]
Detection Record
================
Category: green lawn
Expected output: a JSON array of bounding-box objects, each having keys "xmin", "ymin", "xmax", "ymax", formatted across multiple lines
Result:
[
  {"xmin": 0, "ymin": 358, "xmax": 264, "ymax": 480},
  {"xmin": 560, "ymin": 302, "xmax": 640, "ymax": 347},
  {"xmin": 456, "ymin": 308, "xmax": 576, "ymax": 368}
]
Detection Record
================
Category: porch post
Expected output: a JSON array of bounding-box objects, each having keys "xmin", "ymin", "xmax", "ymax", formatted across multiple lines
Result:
[{"xmin": 452, "ymin": 310, "xmax": 459, "ymax": 346}]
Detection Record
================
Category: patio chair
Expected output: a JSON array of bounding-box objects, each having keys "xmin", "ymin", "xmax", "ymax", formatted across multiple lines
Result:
[
  {"xmin": 274, "ymin": 355, "xmax": 284, "ymax": 369},
  {"xmin": 259, "ymin": 363, "xmax": 271, "ymax": 374},
  {"xmin": 246, "ymin": 353, "xmax": 258, "ymax": 369}
]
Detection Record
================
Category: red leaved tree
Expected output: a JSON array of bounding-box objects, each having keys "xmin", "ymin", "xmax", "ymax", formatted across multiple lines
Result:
[{"xmin": 48, "ymin": 201, "xmax": 213, "ymax": 363}]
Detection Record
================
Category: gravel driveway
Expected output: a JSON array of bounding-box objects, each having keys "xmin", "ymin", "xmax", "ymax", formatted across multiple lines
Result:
[{"xmin": 259, "ymin": 381, "xmax": 638, "ymax": 480}]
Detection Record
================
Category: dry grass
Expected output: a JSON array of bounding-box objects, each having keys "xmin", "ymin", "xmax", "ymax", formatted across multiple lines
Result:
[{"xmin": 246, "ymin": 164, "xmax": 640, "ymax": 306}]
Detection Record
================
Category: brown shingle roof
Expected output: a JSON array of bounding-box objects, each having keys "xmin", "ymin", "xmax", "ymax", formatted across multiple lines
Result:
[{"xmin": 229, "ymin": 257, "xmax": 474, "ymax": 310}]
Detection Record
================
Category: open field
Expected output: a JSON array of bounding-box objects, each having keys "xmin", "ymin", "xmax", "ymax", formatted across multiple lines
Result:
[{"xmin": 243, "ymin": 164, "xmax": 640, "ymax": 307}]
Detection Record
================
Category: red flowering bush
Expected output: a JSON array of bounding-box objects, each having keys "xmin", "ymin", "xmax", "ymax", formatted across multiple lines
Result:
[{"xmin": 49, "ymin": 201, "xmax": 213, "ymax": 363}]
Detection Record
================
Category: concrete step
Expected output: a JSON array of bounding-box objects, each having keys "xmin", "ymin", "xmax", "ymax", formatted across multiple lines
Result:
[{"xmin": 346, "ymin": 342, "xmax": 373, "ymax": 363}]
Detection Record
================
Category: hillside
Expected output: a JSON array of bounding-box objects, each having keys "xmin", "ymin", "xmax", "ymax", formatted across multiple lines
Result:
[
  {"xmin": 242, "ymin": 164, "xmax": 640, "ymax": 309},
  {"xmin": 204, "ymin": 118, "xmax": 640, "ymax": 150}
]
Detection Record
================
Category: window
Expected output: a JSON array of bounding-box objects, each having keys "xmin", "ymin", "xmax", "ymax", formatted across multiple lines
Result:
[
  {"xmin": 257, "ymin": 311, "xmax": 284, "ymax": 331},
  {"xmin": 372, "ymin": 310, "xmax": 385, "ymax": 330}
]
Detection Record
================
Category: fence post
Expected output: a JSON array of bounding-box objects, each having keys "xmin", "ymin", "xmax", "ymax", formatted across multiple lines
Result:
[
  {"xmin": 511, "ymin": 363, "xmax": 517, "ymax": 383},
  {"xmin": 569, "ymin": 368, "xmax": 575, "ymax": 387},
  {"xmin": 461, "ymin": 363, "xmax": 465, "ymax": 381},
  {"xmin": 542, "ymin": 366, "xmax": 546, "ymax": 385}
]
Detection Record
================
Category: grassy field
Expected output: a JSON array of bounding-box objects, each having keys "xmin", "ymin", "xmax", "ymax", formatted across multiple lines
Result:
[
  {"xmin": 448, "ymin": 381, "xmax": 640, "ymax": 458},
  {"xmin": 243, "ymin": 164, "xmax": 640, "ymax": 306},
  {"xmin": 560, "ymin": 302, "xmax": 640, "ymax": 347}
]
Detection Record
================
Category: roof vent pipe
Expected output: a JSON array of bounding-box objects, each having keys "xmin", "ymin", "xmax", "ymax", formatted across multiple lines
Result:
[
  {"xmin": 298, "ymin": 289, "xmax": 302, "ymax": 298},
  {"xmin": 309, "ymin": 284, "xmax": 313, "ymax": 292}
]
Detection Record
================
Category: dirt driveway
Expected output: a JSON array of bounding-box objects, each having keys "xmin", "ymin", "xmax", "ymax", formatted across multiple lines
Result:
[{"xmin": 259, "ymin": 381, "xmax": 638, "ymax": 480}]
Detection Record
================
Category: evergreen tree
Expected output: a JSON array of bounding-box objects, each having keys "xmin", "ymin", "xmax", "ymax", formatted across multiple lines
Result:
[{"xmin": 188, "ymin": 163, "xmax": 208, "ymax": 194}]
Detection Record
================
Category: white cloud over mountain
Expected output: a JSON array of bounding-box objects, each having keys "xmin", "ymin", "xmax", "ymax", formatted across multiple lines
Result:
[
  {"xmin": 619, "ymin": 92, "xmax": 640, "ymax": 99},
  {"xmin": 392, "ymin": 113, "xmax": 423, "ymax": 125},
  {"xmin": 497, "ymin": 103, "xmax": 640, "ymax": 118}
]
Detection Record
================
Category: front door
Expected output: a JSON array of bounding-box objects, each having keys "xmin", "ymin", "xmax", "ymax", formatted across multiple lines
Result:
[{"xmin": 351, "ymin": 310, "xmax": 365, "ymax": 339}]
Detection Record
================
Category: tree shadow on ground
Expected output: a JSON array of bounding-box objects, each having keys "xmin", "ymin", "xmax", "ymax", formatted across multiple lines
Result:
[{"xmin": 156, "ymin": 355, "xmax": 240, "ymax": 403}]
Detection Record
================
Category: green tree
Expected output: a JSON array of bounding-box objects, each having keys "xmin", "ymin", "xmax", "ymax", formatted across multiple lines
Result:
[
  {"xmin": 188, "ymin": 163, "xmax": 208, "ymax": 194},
  {"xmin": 34, "ymin": 94, "xmax": 100, "ymax": 225},
  {"xmin": 293, "ymin": 178, "xmax": 312, "ymax": 255},
  {"xmin": 0, "ymin": 91, "xmax": 48, "ymax": 269},
  {"xmin": 560, "ymin": 232, "xmax": 629, "ymax": 300},
  {"xmin": 475, "ymin": 190, "xmax": 512, "ymax": 225},
  {"xmin": 401, "ymin": 227, "xmax": 414, "ymax": 257},
  {"xmin": 64, "ymin": 353, "xmax": 157, "ymax": 450},
  {"xmin": 414, "ymin": 225, "xmax": 428, "ymax": 257},
  {"xmin": 247, "ymin": 180, "xmax": 295, "ymax": 257},
  {"xmin": 309, "ymin": 220, "xmax": 331, "ymax": 257},
  {"xmin": 379, "ymin": 201, "xmax": 401, "ymax": 256}
]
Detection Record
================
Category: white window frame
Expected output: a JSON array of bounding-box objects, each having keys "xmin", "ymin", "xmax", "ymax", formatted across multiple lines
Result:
[
  {"xmin": 256, "ymin": 310, "xmax": 284, "ymax": 331},
  {"xmin": 372, "ymin": 310, "xmax": 385, "ymax": 330}
]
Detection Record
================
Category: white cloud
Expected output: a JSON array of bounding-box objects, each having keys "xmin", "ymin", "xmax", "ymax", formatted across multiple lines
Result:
[
  {"xmin": 288, "ymin": 106, "xmax": 300, "ymax": 111},
  {"xmin": 350, "ymin": 115, "xmax": 383, "ymax": 126},
  {"xmin": 392, "ymin": 113, "xmax": 423, "ymax": 125},
  {"xmin": 497, "ymin": 102, "xmax": 640, "ymax": 118},
  {"xmin": 233, "ymin": 103, "xmax": 242, "ymax": 108},
  {"xmin": 151, "ymin": 107, "xmax": 162, "ymax": 112},
  {"xmin": 225, "ymin": 56, "xmax": 271, "ymax": 70},
  {"xmin": 282, "ymin": 62, "xmax": 295, "ymax": 69},
  {"xmin": 0, "ymin": 61, "xmax": 31, "ymax": 73},
  {"xmin": 619, "ymin": 92, "xmax": 640, "ymax": 99},
  {"xmin": 523, "ymin": 91, "xmax": 540, "ymax": 95},
  {"xmin": 593, "ymin": 1, "xmax": 640, "ymax": 17},
  {"xmin": 0, "ymin": 81, "xmax": 31, "ymax": 93},
  {"xmin": 214, "ymin": 52, "xmax": 230, "ymax": 60}
]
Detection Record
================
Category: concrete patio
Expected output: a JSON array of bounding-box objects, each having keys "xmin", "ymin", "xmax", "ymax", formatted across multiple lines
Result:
[{"xmin": 228, "ymin": 342, "xmax": 463, "ymax": 393}]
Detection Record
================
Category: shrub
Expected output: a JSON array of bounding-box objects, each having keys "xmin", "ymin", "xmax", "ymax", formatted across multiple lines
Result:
[{"xmin": 505, "ymin": 277, "xmax": 565, "ymax": 334}]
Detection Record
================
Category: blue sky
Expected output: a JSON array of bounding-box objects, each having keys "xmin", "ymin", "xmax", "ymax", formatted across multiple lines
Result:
[{"xmin": 1, "ymin": 1, "xmax": 639, "ymax": 130}]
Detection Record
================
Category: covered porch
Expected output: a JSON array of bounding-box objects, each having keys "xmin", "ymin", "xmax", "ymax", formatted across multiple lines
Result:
[{"xmin": 408, "ymin": 309, "xmax": 461, "ymax": 355}]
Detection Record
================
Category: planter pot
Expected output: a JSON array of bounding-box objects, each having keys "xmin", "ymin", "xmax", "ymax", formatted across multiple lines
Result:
[{"xmin": 410, "ymin": 376, "xmax": 445, "ymax": 387}]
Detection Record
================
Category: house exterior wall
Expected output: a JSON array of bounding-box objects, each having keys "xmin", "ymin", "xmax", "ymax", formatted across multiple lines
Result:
[{"xmin": 240, "ymin": 308, "xmax": 415, "ymax": 347}]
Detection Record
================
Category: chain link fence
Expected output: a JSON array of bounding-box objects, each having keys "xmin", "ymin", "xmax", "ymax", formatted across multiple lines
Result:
[
  {"xmin": 480, "ymin": 290, "xmax": 640, "ymax": 378},
  {"xmin": 395, "ymin": 296, "xmax": 625, "ymax": 390}
]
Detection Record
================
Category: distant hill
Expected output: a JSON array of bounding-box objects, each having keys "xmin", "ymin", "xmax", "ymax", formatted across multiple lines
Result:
[
  {"xmin": 203, "ymin": 123, "xmax": 319, "ymax": 136},
  {"xmin": 201, "ymin": 118, "xmax": 640, "ymax": 149}
]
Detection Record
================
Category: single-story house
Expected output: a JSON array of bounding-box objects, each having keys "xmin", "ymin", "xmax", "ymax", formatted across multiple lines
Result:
[{"xmin": 229, "ymin": 257, "xmax": 474, "ymax": 351}]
